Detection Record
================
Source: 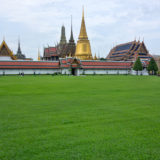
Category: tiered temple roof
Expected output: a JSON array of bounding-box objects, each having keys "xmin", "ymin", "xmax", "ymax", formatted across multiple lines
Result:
[
  {"xmin": 107, "ymin": 40, "xmax": 152, "ymax": 61},
  {"xmin": 43, "ymin": 47, "xmax": 59, "ymax": 61},
  {"xmin": 42, "ymin": 21, "xmax": 76, "ymax": 61}
]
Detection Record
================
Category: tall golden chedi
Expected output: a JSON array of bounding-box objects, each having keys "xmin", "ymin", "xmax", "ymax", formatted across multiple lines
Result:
[{"xmin": 75, "ymin": 8, "xmax": 93, "ymax": 60}]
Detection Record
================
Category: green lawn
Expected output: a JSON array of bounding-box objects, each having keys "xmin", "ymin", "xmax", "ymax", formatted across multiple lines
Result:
[{"xmin": 0, "ymin": 75, "xmax": 160, "ymax": 160}]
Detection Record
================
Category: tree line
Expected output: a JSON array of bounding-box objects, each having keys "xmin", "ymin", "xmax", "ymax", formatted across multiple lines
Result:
[{"xmin": 133, "ymin": 57, "xmax": 158, "ymax": 75}]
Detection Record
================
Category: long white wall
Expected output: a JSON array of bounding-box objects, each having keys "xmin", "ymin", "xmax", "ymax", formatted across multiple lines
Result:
[
  {"xmin": 79, "ymin": 69, "xmax": 130, "ymax": 75},
  {"xmin": 0, "ymin": 57, "xmax": 12, "ymax": 60},
  {"xmin": 0, "ymin": 68, "xmax": 149, "ymax": 76},
  {"xmin": 61, "ymin": 69, "xmax": 71, "ymax": 75},
  {"xmin": 0, "ymin": 69, "xmax": 61, "ymax": 75},
  {"xmin": 131, "ymin": 69, "xmax": 149, "ymax": 76}
]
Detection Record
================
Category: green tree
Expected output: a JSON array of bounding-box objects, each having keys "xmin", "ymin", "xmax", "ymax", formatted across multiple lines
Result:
[
  {"xmin": 100, "ymin": 58, "xmax": 106, "ymax": 61},
  {"xmin": 133, "ymin": 57, "xmax": 143, "ymax": 75},
  {"xmin": 147, "ymin": 58, "xmax": 158, "ymax": 75}
]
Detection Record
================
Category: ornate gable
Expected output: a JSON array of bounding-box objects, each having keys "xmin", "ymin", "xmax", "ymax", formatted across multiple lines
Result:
[
  {"xmin": 70, "ymin": 58, "xmax": 81, "ymax": 68},
  {"xmin": 71, "ymin": 58, "xmax": 81, "ymax": 65},
  {"xmin": 138, "ymin": 42, "xmax": 148, "ymax": 54},
  {"xmin": 0, "ymin": 45, "xmax": 9, "ymax": 56},
  {"xmin": 0, "ymin": 40, "xmax": 17, "ymax": 60}
]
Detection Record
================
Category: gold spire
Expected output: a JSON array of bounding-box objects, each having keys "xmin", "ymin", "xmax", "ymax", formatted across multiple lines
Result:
[
  {"xmin": 94, "ymin": 54, "xmax": 98, "ymax": 60},
  {"xmin": 75, "ymin": 7, "xmax": 93, "ymax": 60},
  {"xmin": 79, "ymin": 6, "xmax": 88, "ymax": 40},
  {"xmin": 68, "ymin": 52, "xmax": 71, "ymax": 57},
  {"xmin": 38, "ymin": 49, "xmax": 41, "ymax": 61}
]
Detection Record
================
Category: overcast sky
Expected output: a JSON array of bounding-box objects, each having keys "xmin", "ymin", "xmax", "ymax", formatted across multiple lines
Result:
[{"xmin": 0, "ymin": 0, "xmax": 160, "ymax": 60}]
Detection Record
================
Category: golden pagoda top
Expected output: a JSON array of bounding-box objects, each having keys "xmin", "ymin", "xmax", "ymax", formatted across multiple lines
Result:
[
  {"xmin": 94, "ymin": 54, "xmax": 98, "ymax": 60},
  {"xmin": 75, "ymin": 7, "xmax": 93, "ymax": 60},
  {"xmin": 79, "ymin": 7, "xmax": 88, "ymax": 40},
  {"xmin": 38, "ymin": 49, "xmax": 41, "ymax": 61}
]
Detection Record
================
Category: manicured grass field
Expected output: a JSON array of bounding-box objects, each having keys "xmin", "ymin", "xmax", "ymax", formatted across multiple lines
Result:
[{"xmin": 0, "ymin": 75, "xmax": 160, "ymax": 160}]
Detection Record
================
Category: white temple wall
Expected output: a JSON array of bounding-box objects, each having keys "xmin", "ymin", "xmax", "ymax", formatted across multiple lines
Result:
[
  {"xmin": 79, "ymin": 69, "xmax": 130, "ymax": 75},
  {"xmin": 131, "ymin": 69, "xmax": 149, "ymax": 76},
  {"xmin": 0, "ymin": 69, "xmax": 60, "ymax": 75},
  {"xmin": 0, "ymin": 57, "xmax": 12, "ymax": 60},
  {"xmin": 61, "ymin": 69, "xmax": 71, "ymax": 75},
  {"xmin": 76, "ymin": 69, "xmax": 80, "ymax": 76},
  {"xmin": 0, "ymin": 68, "xmax": 149, "ymax": 76}
]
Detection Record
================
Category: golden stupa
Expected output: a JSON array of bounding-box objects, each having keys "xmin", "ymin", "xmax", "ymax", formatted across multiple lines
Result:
[
  {"xmin": 75, "ymin": 8, "xmax": 93, "ymax": 60},
  {"xmin": 38, "ymin": 49, "xmax": 41, "ymax": 61},
  {"xmin": 94, "ymin": 54, "xmax": 98, "ymax": 60}
]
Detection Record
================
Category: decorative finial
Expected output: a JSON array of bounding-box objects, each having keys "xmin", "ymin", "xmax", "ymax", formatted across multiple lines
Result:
[
  {"xmin": 3, "ymin": 36, "xmax": 5, "ymax": 41},
  {"xmin": 71, "ymin": 15, "xmax": 73, "ymax": 32},
  {"xmin": 18, "ymin": 36, "xmax": 21, "ymax": 48},
  {"xmin": 139, "ymin": 37, "xmax": 140, "ymax": 42},
  {"xmin": 98, "ymin": 52, "xmax": 100, "ymax": 59},
  {"xmin": 71, "ymin": 15, "xmax": 72, "ymax": 25},
  {"xmin": 82, "ymin": 6, "xmax": 84, "ymax": 18},
  {"xmin": 69, "ymin": 15, "xmax": 74, "ymax": 42},
  {"xmin": 38, "ymin": 48, "xmax": 41, "ymax": 61}
]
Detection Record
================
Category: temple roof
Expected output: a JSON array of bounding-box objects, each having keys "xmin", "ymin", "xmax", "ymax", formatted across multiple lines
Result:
[
  {"xmin": 107, "ymin": 40, "xmax": 152, "ymax": 61},
  {"xmin": 0, "ymin": 61, "xmax": 60, "ymax": 69},
  {"xmin": 81, "ymin": 61, "xmax": 132, "ymax": 69},
  {"xmin": 115, "ymin": 42, "xmax": 133, "ymax": 52},
  {"xmin": 44, "ymin": 47, "xmax": 57, "ymax": 54},
  {"xmin": 0, "ymin": 40, "xmax": 17, "ymax": 60}
]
